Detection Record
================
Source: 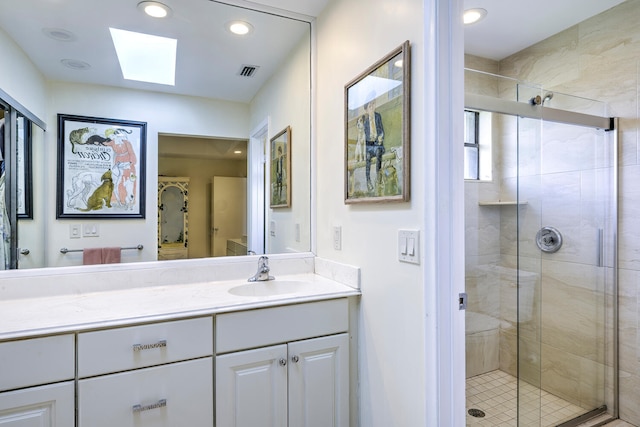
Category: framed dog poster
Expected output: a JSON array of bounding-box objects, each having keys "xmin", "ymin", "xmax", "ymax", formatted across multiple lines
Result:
[
  {"xmin": 56, "ymin": 114, "xmax": 146, "ymax": 219},
  {"xmin": 344, "ymin": 40, "xmax": 411, "ymax": 204},
  {"xmin": 270, "ymin": 126, "xmax": 291, "ymax": 208}
]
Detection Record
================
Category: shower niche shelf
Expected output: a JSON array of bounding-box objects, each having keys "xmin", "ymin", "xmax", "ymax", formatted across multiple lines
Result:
[{"xmin": 478, "ymin": 200, "xmax": 527, "ymax": 206}]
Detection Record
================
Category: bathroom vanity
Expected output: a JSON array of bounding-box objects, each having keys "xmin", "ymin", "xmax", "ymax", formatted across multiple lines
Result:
[{"xmin": 0, "ymin": 256, "xmax": 360, "ymax": 427}]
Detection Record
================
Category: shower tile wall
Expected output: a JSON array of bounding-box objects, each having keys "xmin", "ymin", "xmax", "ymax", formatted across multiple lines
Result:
[{"xmin": 467, "ymin": 0, "xmax": 640, "ymax": 423}]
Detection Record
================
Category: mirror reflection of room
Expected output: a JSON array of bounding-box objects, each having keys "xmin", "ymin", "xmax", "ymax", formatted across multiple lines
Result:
[
  {"xmin": 0, "ymin": 0, "xmax": 311, "ymax": 270},
  {"xmin": 158, "ymin": 136, "xmax": 248, "ymax": 260}
]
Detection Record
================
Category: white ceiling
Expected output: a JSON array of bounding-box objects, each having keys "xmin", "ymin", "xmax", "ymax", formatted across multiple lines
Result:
[
  {"xmin": 244, "ymin": 0, "xmax": 330, "ymax": 17},
  {"xmin": 464, "ymin": 0, "xmax": 628, "ymax": 60},
  {"xmin": 0, "ymin": 0, "xmax": 628, "ymax": 105},
  {"xmin": 0, "ymin": 0, "xmax": 312, "ymax": 103}
]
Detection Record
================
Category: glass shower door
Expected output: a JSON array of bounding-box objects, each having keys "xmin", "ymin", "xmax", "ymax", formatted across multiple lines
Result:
[{"xmin": 516, "ymin": 89, "xmax": 616, "ymax": 426}]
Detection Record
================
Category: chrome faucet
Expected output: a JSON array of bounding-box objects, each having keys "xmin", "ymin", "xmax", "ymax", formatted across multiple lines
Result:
[{"xmin": 248, "ymin": 256, "xmax": 275, "ymax": 282}]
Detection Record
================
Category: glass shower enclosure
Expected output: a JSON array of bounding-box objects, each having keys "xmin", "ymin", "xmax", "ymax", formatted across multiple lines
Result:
[{"xmin": 464, "ymin": 69, "xmax": 618, "ymax": 426}]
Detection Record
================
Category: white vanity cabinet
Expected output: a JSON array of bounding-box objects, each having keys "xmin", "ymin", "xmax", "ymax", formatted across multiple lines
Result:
[
  {"xmin": 216, "ymin": 299, "xmax": 350, "ymax": 427},
  {"xmin": 77, "ymin": 317, "xmax": 214, "ymax": 427},
  {"xmin": 0, "ymin": 335, "xmax": 75, "ymax": 426}
]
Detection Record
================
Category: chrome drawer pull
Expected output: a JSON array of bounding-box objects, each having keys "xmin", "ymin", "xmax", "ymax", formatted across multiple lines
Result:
[
  {"xmin": 133, "ymin": 399, "xmax": 167, "ymax": 413},
  {"xmin": 132, "ymin": 340, "xmax": 167, "ymax": 352}
]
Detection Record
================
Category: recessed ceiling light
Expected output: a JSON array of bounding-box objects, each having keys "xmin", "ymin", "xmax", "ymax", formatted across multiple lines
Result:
[
  {"xmin": 43, "ymin": 28, "xmax": 77, "ymax": 42},
  {"xmin": 110, "ymin": 28, "xmax": 177, "ymax": 86},
  {"xmin": 234, "ymin": 150, "xmax": 242, "ymax": 154},
  {"xmin": 463, "ymin": 8, "xmax": 487, "ymax": 25},
  {"xmin": 137, "ymin": 1, "xmax": 172, "ymax": 18},
  {"xmin": 226, "ymin": 21, "xmax": 253, "ymax": 36},
  {"xmin": 61, "ymin": 59, "xmax": 91, "ymax": 70}
]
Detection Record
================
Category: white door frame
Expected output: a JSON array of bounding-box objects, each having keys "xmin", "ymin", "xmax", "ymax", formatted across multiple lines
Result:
[
  {"xmin": 424, "ymin": 0, "xmax": 465, "ymax": 425},
  {"xmin": 247, "ymin": 119, "xmax": 268, "ymax": 255}
]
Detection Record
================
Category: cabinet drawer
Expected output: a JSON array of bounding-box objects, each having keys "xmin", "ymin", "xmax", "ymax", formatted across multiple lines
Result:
[
  {"xmin": 78, "ymin": 317, "xmax": 213, "ymax": 377},
  {"xmin": 78, "ymin": 358, "xmax": 213, "ymax": 427},
  {"xmin": 217, "ymin": 299, "xmax": 348, "ymax": 353},
  {"xmin": 0, "ymin": 335, "xmax": 74, "ymax": 391}
]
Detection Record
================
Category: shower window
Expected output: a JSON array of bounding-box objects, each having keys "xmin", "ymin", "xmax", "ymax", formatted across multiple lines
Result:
[
  {"xmin": 464, "ymin": 110, "xmax": 479, "ymax": 180},
  {"xmin": 464, "ymin": 109, "xmax": 493, "ymax": 181}
]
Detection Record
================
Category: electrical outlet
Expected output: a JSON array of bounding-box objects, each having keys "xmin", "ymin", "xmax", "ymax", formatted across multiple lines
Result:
[
  {"xmin": 295, "ymin": 223, "xmax": 301, "ymax": 242},
  {"xmin": 333, "ymin": 226, "xmax": 342, "ymax": 250},
  {"xmin": 70, "ymin": 224, "xmax": 81, "ymax": 239}
]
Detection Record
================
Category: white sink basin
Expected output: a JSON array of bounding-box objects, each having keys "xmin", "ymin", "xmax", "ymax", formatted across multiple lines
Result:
[{"xmin": 228, "ymin": 281, "xmax": 310, "ymax": 297}]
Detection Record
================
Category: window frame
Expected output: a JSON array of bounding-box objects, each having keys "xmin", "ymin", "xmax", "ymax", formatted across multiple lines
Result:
[{"xmin": 464, "ymin": 109, "xmax": 480, "ymax": 180}]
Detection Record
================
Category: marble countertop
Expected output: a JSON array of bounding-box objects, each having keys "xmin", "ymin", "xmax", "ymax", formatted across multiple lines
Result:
[{"xmin": 0, "ymin": 273, "xmax": 360, "ymax": 341}]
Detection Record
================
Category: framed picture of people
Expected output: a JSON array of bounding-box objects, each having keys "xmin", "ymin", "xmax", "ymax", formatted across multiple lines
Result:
[
  {"xmin": 344, "ymin": 40, "xmax": 411, "ymax": 204},
  {"xmin": 56, "ymin": 114, "xmax": 146, "ymax": 219},
  {"xmin": 270, "ymin": 126, "xmax": 291, "ymax": 208}
]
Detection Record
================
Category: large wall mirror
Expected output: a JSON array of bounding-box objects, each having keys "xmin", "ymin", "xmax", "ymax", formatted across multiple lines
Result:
[{"xmin": 0, "ymin": 0, "xmax": 312, "ymax": 270}]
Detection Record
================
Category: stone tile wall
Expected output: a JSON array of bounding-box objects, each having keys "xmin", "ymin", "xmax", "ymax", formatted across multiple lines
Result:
[{"xmin": 465, "ymin": 0, "xmax": 639, "ymax": 422}]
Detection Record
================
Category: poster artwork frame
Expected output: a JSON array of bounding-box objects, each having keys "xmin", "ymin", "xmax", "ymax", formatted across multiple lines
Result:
[{"xmin": 56, "ymin": 114, "xmax": 146, "ymax": 219}]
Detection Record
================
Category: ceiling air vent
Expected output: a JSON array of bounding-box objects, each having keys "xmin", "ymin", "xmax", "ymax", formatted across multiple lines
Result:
[{"xmin": 238, "ymin": 64, "xmax": 259, "ymax": 78}]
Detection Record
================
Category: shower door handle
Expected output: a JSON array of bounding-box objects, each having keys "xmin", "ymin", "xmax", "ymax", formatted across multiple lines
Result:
[{"xmin": 597, "ymin": 228, "xmax": 604, "ymax": 267}]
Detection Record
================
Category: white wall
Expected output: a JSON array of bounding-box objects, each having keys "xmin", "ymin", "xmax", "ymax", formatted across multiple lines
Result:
[
  {"xmin": 0, "ymin": 28, "xmax": 47, "ymax": 121},
  {"xmin": 315, "ymin": 0, "xmax": 464, "ymax": 424},
  {"xmin": 250, "ymin": 28, "xmax": 311, "ymax": 254},
  {"xmin": 45, "ymin": 82, "xmax": 250, "ymax": 266}
]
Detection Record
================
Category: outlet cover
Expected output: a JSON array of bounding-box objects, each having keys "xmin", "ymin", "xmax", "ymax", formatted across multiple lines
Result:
[
  {"xmin": 333, "ymin": 226, "xmax": 342, "ymax": 250},
  {"xmin": 70, "ymin": 224, "xmax": 81, "ymax": 239}
]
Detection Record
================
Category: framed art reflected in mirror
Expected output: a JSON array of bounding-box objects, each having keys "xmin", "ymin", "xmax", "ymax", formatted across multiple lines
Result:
[
  {"xmin": 17, "ymin": 115, "xmax": 32, "ymax": 219},
  {"xmin": 270, "ymin": 126, "xmax": 291, "ymax": 208},
  {"xmin": 56, "ymin": 114, "xmax": 147, "ymax": 219}
]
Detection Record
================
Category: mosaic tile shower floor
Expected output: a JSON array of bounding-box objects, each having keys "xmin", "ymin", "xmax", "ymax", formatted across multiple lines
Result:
[{"xmin": 466, "ymin": 370, "xmax": 590, "ymax": 426}]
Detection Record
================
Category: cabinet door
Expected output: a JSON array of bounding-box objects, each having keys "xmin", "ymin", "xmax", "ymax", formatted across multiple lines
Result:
[
  {"xmin": 216, "ymin": 344, "xmax": 287, "ymax": 427},
  {"xmin": 288, "ymin": 334, "xmax": 349, "ymax": 427},
  {"xmin": 0, "ymin": 381, "xmax": 74, "ymax": 427}
]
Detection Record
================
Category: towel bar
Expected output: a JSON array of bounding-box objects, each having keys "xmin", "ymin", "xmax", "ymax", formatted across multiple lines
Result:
[{"xmin": 60, "ymin": 244, "xmax": 144, "ymax": 254}]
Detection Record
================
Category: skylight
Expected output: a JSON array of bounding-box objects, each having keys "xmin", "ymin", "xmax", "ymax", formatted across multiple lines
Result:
[{"xmin": 109, "ymin": 28, "xmax": 177, "ymax": 86}]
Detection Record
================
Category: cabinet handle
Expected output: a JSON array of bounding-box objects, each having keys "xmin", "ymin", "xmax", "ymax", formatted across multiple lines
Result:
[
  {"xmin": 291, "ymin": 355, "xmax": 299, "ymax": 363},
  {"xmin": 132, "ymin": 340, "xmax": 167, "ymax": 352},
  {"xmin": 133, "ymin": 399, "xmax": 167, "ymax": 413},
  {"xmin": 279, "ymin": 358, "xmax": 287, "ymax": 366}
]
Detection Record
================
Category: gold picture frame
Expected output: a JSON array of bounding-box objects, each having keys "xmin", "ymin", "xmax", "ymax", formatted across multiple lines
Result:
[
  {"xmin": 270, "ymin": 126, "xmax": 291, "ymax": 208},
  {"xmin": 344, "ymin": 40, "xmax": 411, "ymax": 204}
]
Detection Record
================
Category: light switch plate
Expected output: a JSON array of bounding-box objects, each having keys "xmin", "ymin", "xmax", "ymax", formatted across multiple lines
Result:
[
  {"xmin": 83, "ymin": 223, "xmax": 100, "ymax": 237},
  {"xmin": 398, "ymin": 229, "xmax": 420, "ymax": 264}
]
